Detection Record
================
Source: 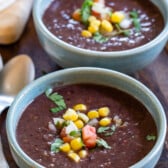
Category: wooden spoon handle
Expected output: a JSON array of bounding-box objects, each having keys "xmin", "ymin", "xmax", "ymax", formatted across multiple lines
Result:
[{"xmin": 0, "ymin": 0, "xmax": 33, "ymax": 44}]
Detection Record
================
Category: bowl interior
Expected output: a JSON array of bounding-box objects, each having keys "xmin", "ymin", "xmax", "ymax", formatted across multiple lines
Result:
[
  {"xmin": 33, "ymin": 0, "xmax": 168, "ymax": 56},
  {"xmin": 6, "ymin": 67, "xmax": 167, "ymax": 168}
]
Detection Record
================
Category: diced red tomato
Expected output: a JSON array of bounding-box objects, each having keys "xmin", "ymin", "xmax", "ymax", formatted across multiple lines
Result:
[
  {"xmin": 82, "ymin": 125, "xmax": 97, "ymax": 148},
  {"xmin": 93, "ymin": 0, "xmax": 99, "ymax": 2},
  {"xmin": 72, "ymin": 9, "xmax": 81, "ymax": 21},
  {"xmin": 60, "ymin": 128, "xmax": 66, "ymax": 137},
  {"xmin": 91, "ymin": 0, "xmax": 106, "ymax": 20},
  {"xmin": 60, "ymin": 127, "xmax": 73, "ymax": 143},
  {"xmin": 93, "ymin": 0, "xmax": 105, "ymax": 4},
  {"xmin": 62, "ymin": 136, "xmax": 73, "ymax": 143},
  {"xmin": 91, "ymin": 10, "xmax": 101, "ymax": 19}
]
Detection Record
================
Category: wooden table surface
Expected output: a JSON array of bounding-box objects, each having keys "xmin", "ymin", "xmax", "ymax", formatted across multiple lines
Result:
[{"xmin": 0, "ymin": 14, "xmax": 168, "ymax": 168}]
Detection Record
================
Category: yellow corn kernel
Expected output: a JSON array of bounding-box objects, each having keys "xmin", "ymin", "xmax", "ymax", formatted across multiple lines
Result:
[
  {"xmin": 59, "ymin": 143, "xmax": 71, "ymax": 153},
  {"xmin": 74, "ymin": 119, "xmax": 84, "ymax": 129},
  {"xmin": 91, "ymin": 19, "xmax": 101, "ymax": 27},
  {"xmin": 99, "ymin": 117, "xmax": 111, "ymax": 126},
  {"xmin": 78, "ymin": 112, "xmax": 89, "ymax": 123},
  {"xmin": 73, "ymin": 104, "xmax": 87, "ymax": 111},
  {"xmin": 68, "ymin": 152, "xmax": 80, "ymax": 162},
  {"xmin": 78, "ymin": 150, "xmax": 88, "ymax": 158},
  {"xmin": 101, "ymin": 20, "xmax": 113, "ymax": 33},
  {"xmin": 111, "ymin": 11, "xmax": 125, "ymax": 23},
  {"xmin": 87, "ymin": 110, "xmax": 99, "ymax": 119},
  {"xmin": 63, "ymin": 108, "xmax": 78, "ymax": 121},
  {"xmin": 98, "ymin": 107, "xmax": 110, "ymax": 117},
  {"xmin": 70, "ymin": 137, "xmax": 83, "ymax": 151},
  {"xmin": 81, "ymin": 30, "xmax": 92, "ymax": 38},
  {"xmin": 88, "ymin": 15, "xmax": 97, "ymax": 22},
  {"xmin": 88, "ymin": 25, "xmax": 99, "ymax": 34}
]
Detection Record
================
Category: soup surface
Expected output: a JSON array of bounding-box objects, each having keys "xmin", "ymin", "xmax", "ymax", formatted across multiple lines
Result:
[
  {"xmin": 17, "ymin": 84, "xmax": 157, "ymax": 168},
  {"xmin": 43, "ymin": 0, "xmax": 164, "ymax": 51}
]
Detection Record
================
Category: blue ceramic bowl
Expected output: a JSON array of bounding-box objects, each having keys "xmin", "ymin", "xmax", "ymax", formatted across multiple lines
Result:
[
  {"xmin": 32, "ymin": 0, "xmax": 168, "ymax": 74},
  {"xmin": 6, "ymin": 67, "xmax": 167, "ymax": 168}
]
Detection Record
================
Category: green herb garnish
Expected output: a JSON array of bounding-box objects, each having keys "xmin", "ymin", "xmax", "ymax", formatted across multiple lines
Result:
[
  {"xmin": 51, "ymin": 138, "xmax": 64, "ymax": 153},
  {"xmin": 69, "ymin": 130, "xmax": 82, "ymax": 137},
  {"xmin": 111, "ymin": 125, "xmax": 116, "ymax": 132},
  {"xmin": 115, "ymin": 24, "xmax": 130, "ymax": 36},
  {"xmin": 130, "ymin": 10, "xmax": 141, "ymax": 32},
  {"xmin": 93, "ymin": 32, "xmax": 109, "ymax": 43},
  {"xmin": 62, "ymin": 120, "xmax": 70, "ymax": 127},
  {"xmin": 97, "ymin": 126, "xmax": 110, "ymax": 133},
  {"xmin": 146, "ymin": 135, "xmax": 156, "ymax": 141},
  {"xmin": 97, "ymin": 125, "xmax": 116, "ymax": 136},
  {"xmin": 96, "ymin": 138, "xmax": 111, "ymax": 149},
  {"xmin": 45, "ymin": 88, "xmax": 66, "ymax": 113},
  {"xmin": 122, "ymin": 29, "xmax": 131, "ymax": 36},
  {"xmin": 81, "ymin": 0, "xmax": 93, "ymax": 24}
]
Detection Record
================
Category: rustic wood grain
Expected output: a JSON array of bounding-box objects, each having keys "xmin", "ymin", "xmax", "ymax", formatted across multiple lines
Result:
[{"xmin": 0, "ymin": 14, "xmax": 167, "ymax": 168}]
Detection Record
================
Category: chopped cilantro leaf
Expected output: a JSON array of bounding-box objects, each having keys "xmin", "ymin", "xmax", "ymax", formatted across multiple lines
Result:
[
  {"xmin": 69, "ymin": 130, "xmax": 81, "ymax": 137},
  {"xmin": 146, "ymin": 135, "xmax": 156, "ymax": 141},
  {"xmin": 130, "ymin": 10, "xmax": 141, "ymax": 32},
  {"xmin": 45, "ymin": 88, "xmax": 66, "ymax": 113},
  {"xmin": 93, "ymin": 32, "xmax": 109, "ymax": 43},
  {"xmin": 51, "ymin": 138, "xmax": 63, "ymax": 153},
  {"xmin": 115, "ymin": 24, "xmax": 130, "ymax": 36},
  {"xmin": 97, "ymin": 125, "xmax": 116, "ymax": 136},
  {"xmin": 130, "ymin": 11, "xmax": 138, "ymax": 18},
  {"xmin": 110, "ymin": 125, "xmax": 116, "ymax": 132},
  {"xmin": 97, "ymin": 126, "xmax": 110, "ymax": 133},
  {"xmin": 96, "ymin": 138, "xmax": 111, "ymax": 149},
  {"xmin": 51, "ymin": 106, "xmax": 65, "ymax": 113},
  {"xmin": 62, "ymin": 120, "xmax": 70, "ymax": 127},
  {"xmin": 81, "ymin": 0, "xmax": 93, "ymax": 24},
  {"xmin": 133, "ymin": 19, "xmax": 141, "ymax": 32},
  {"xmin": 122, "ymin": 29, "xmax": 131, "ymax": 36}
]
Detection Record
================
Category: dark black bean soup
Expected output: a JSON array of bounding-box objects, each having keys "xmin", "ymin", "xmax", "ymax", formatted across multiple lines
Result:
[
  {"xmin": 17, "ymin": 84, "xmax": 157, "ymax": 168},
  {"xmin": 43, "ymin": 0, "xmax": 164, "ymax": 51}
]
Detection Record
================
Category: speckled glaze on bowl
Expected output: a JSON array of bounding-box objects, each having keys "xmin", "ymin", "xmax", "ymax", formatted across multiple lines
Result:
[
  {"xmin": 32, "ymin": 0, "xmax": 168, "ymax": 74},
  {"xmin": 6, "ymin": 67, "xmax": 167, "ymax": 168}
]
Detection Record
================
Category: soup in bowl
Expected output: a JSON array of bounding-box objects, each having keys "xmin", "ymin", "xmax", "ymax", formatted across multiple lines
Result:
[
  {"xmin": 33, "ymin": 0, "xmax": 168, "ymax": 73},
  {"xmin": 6, "ymin": 67, "xmax": 167, "ymax": 168}
]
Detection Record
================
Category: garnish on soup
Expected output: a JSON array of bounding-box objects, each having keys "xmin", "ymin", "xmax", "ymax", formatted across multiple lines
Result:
[
  {"xmin": 46, "ymin": 89, "xmax": 156, "ymax": 163},
  {"xmin": 43, "ymin": 0, "xmax": 164, "ymax": 51},
  {"xmin": 45, "ymin": 88, "xmax": 66, "ymax": 113},
  {"xmin": 17, "ymin": 84, "xmax": 158, "ymax": 167},
  {"xmin": 72, "ymin": 0, "xmax": 141, "ymax": 43},
  {"xmin": 50, "ymin": 103, "xmax": 124, "ymax": 162}
]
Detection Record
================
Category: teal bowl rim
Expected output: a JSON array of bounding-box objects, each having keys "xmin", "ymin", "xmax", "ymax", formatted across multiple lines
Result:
[
  {"xmin": 6, "ymin": 67, "xmax": 167, "ymax": 168},
  {"xmin": 32, "ymin": 0, "xmax": 168, "ymax": 58}
]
